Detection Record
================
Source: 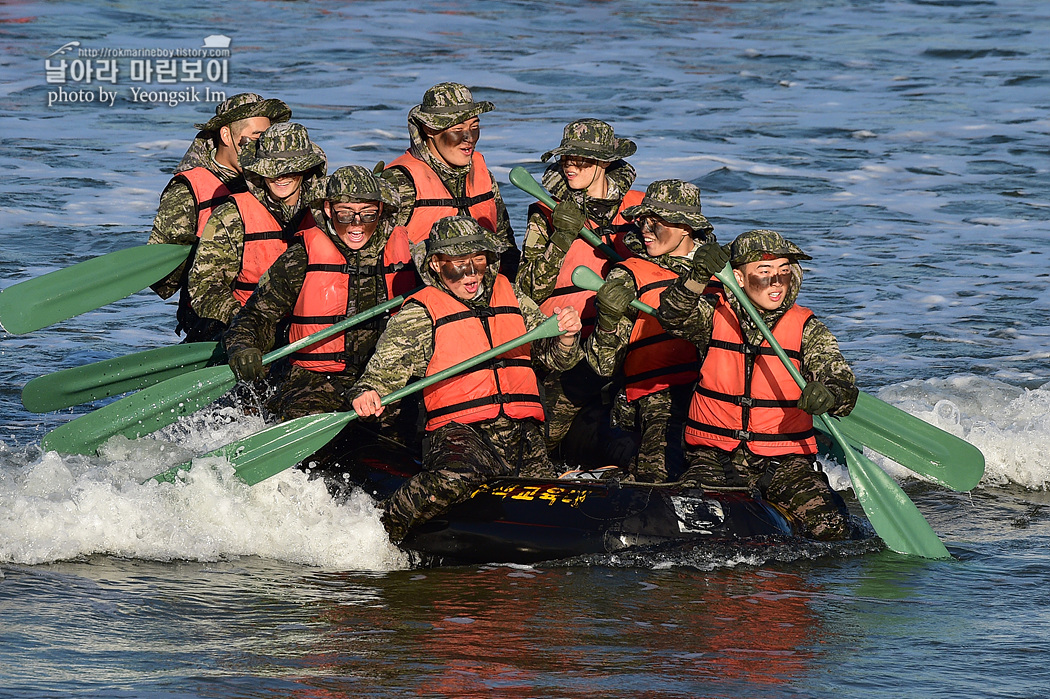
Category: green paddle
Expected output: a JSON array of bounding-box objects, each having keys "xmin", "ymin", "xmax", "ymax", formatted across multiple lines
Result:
[
  {"xmin": 508, "ymin": 166, "xmax": 624, "ymax": 262},
  {"xmin": 22, "ymin": 342, "xmax": 224, "ymax": 413},
  {"xmin": 713, "ymin": 264, "xmax": 950, "ymax": 558},
  {"xmin": 569, "ymin": 265, "xmax": 983, "ymax": 492},
  {"xmin": 41, "ymin": 290, "xmax": 418, "ymax": 456},
  {"xmin": 147, "ymin": 314, "xmax": 567, "ymax": 485},
  {"xmin": 0, "ymin": 244, "xmax": 190, "ymax": 335}
]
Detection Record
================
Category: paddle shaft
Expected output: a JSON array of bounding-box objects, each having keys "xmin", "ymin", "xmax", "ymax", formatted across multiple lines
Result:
[
  {"xmin": 508, "ymin": 167, "xmax": 624, "ymax": 263},
  {"xmin": 149, "ymin": 315, "xmax": 567, "ymax": 485},
  {"xmin": 258, "ymin": 287, "xmax": 418, "ymax": 367}
]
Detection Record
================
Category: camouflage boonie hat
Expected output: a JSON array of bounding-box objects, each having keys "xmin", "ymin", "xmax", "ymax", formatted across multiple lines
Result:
[
  {"xmin": 314, "ymin": 165, "xmax": 399, "ymax": 209},
  {"xmin": 239, "ymin": 122, "xmax": 326, "ymax": 179},
  {"xmin": 425, "ymin": 216, "xmax": 508, "ymax": 259},
  {"xmin": 409, "ymin": 82, "xmax": 495, "ymax": 131},
  {"xmin": 194, "ymin": 92, "xmax": 291, "ymax": 132},
  {"xmin": 621, "ymin": 179, "xmax": 714, "ymax": 237},
  {"xmin": 541, "ymin": 119, "xmax": 637, "ymax": 163},
  {"xmin": 730, "ymin": 229, "xmax": 812, "ymax": 267}
]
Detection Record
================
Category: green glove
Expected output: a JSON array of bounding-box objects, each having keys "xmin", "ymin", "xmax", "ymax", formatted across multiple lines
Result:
[
  {"xmin": 550, "ymin": 199, "xmax": 586, "ymax": 253},
  {"xmin": 229, "ymin": 347, "xmax": 266, "ymax": 382},
  {"xmin": 690, "ymin": 241, "xmax": 731, "ymax": 284},
  {"xmin": 797, "ymin": 381, "xmax": 835, "ymax": 415},
  {"xmin": 595, "ymin": 277, "xmax": 636, "ymax": 332}
]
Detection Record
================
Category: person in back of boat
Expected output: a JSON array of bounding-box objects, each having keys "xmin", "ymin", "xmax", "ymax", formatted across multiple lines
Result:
[
  {"xmin": 381, "ymin": 82, "xmax": 520, "ymax": 278},
  {"xmin": 350, "ymin": 216, "xmax": 583, "ymax": 544},
  {"xmin": 222, "ymin": 165, "xmax": 418, "ymax": 422},
  {"xmin": 186, "ymin": 122, "xmax": 326, "ymax": 341},
  {"xmin": 657, "ymin": 229, "xmax": 858, "ymax": 540},
  {"xmin": 515, "ymin": 119, "xmax": 644, "ymax": 459},
  {"xmin": 148, "ymin": 93, "xmax": 291, "ymax": 341},
  {"xmin": 586, "ymin": 180, "xmax": 717, "ymax": 483}
]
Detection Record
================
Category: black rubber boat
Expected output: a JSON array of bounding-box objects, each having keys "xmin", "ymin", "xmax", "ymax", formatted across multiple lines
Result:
[{"xmin": 313, "ymin": 434, "xmax": 797, "ymax": 565}]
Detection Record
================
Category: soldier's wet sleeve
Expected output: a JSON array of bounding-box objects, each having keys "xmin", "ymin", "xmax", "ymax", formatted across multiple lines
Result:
[
  {"xmin": 584, "ymin": 267, "xmax": 637, "ymax": 377},
  {"xmin": 655, "ymin": 275, "xmax": 714, "ymax": 346},
  {"xmin": 351, "ymin": 302, "xmax": 434, "ymax": 399},
  {"xmin": 380, "ymin": 167, "xmax": 416, "ymax": 228},
  {"xmin": 147, "ymin": 178, "xmax": 198, "ymax": 299},
  {"xmin": 223, "ymin": 244, "xmax": 307, "ymax": 356},
  {"xmin": 515, "ymin": 207, "xmax": 567, "ymax": 304},
  {"xmin": 517, "ymin": 291, "xmax": 583, "ymax": 372},
  {"xmin": 801, "ymin": 316, "xmax": 859, "ymax": 417},
  {"xmin": 187, "ymin": 201, "xmax": 245, "ymax": 326}
]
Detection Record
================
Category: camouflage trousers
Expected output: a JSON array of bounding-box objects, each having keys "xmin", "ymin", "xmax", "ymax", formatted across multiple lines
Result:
[
  {"xmin": 679, "ymin": 445, "xmax": 852, "ymax": 541},
  {"xmin": 542, "ymin": 361, "xmax": 606, "ymax": 449},
  {"xmin": 382, "ymin": 418, "xmax": 553, "ymax": 543},
  {"xmin": 610, "ymin": 384, "xmax": 691, "ymax": 483}
]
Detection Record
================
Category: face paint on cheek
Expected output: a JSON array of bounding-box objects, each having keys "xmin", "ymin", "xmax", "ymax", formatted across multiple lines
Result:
[
  {"xmin": 747, "ymin": 270, "xmax": 793, "ymax": 289},
  {"xmin": 438, "ymin": 125, "xmax": 480, "ymax": 148}
]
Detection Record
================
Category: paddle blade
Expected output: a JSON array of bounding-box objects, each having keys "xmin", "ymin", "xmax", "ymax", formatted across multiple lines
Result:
[
  {"xmin": 22, "ymin": 342, "xmax": 224, "ymax": 413},
  {"xmin": 0, "ymin": 244, "xmax": 190, "ymax": 334},
  {"xmin": 41, "ymin": 365, "xmax": 236, "ymax": 456},
  {"xmin": 834, "ymin": 392, "xmax": 985, "ymax": 492},
  {"xmin": 842, "ymin": 440, "xmax": 951, "ymax": 559},
  {"xmin": 148, "ymin": 412, "xmax": 356, "ymax": 486}
]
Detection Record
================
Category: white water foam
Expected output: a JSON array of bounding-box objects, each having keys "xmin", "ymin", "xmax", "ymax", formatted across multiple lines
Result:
[
  {"xmin": 0, "ymin": 407, "xmax": 409, "ymax": 570},
  {"xmin": 871, "ymin": 376, "xmax": 1050, "ymax": 490}
]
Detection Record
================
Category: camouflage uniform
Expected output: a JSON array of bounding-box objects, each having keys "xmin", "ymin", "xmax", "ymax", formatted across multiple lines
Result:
[
  {"xmin": 147, "ymin": 93, "xmax": 290, "ymax": 338},
  {"xmin": 380, "ymin": 82, "xmax": 519, "ymax": 278},
  {"xmin": 187, "ymin": 122, "xmax": 327, "ymax": 336},
  {"xmin": 586, "ymin": 179, "xmax": 716, "ymax": 482},
  {"xmin": 657, "ymin": 229, "xmax": 859, "ymax": 540},
  {"xmin": 351, "ymin": 216, "xmax": 583, "ymax": 543},
  {"xmin": 223, "ymin": 166, "xmax": 415, "ymax": 421},
  {"xmin": 514, "ymin": 120, "xmax": 639, "ymax": 454}
]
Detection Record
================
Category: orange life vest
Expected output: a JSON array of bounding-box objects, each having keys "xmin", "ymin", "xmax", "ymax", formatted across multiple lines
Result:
[
  {"xmin": 229, "ymin": 192, "xmax": 293, "ymax": 305},
  {"xmin": 387, "ymin": 150, "xmax": 498, "ymax": 243},
  {"xmin": 536, "ymin": 190, "xmax": 644, "ymax": 338},
  {"xmin": 173, "ymin": 167, "xmax": 245, "ymax": 235},
  {"xmin": 616, "ymin": 258, "xmax": 701, "ymax": 402},
  {"xmin": 412, "ymin": 275, "xmax": 545, "ymax": 431},
  {"xmin": 288, "ymin": 215, "xmax": 417, "ymax": 373},
  {"xmin": 685, "ymin": 298, "xmax": 818, "ymax": 456}
]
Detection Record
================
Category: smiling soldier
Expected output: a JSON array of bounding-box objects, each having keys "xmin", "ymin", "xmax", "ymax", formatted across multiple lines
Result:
[{"xmin": 657, "ymin": 229, "xmax": 859, "ymax": 540}]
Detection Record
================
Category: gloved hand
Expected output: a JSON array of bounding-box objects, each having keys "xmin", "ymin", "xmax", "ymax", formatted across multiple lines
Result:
[
  {"xmin": 595, "ymin": 277, "xmax": 636, "ymax": 332},
  {"xmin": 372, "ymin": 160, "xmax": 385, "ymax": 175},
  {"xmin": 797, "ymin": 381, "xmax": 835, "ymax": 415},
  {"xmin": 550, "ymin": 199, "xmax": 586, "ymax": 252},
  {"xmin": 229, "ymin": 347, "xmax": 266, "ymax": 382},
  {"xmin": 689, "ymin": 241, "xmax": 731, "ymax": 283}
]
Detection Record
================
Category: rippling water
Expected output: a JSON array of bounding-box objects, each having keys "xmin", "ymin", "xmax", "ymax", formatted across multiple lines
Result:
[{"xmin": 1, "ymin": 0, "xmax": 1048, "ymax": 697}]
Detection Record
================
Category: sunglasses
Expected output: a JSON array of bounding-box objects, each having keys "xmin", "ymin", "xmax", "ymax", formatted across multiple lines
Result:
[{"xmin": 332, "ymin": 209, "xmax": 380, "ymax": 225}]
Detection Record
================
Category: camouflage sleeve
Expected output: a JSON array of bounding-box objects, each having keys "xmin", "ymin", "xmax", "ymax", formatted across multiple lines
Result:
[
  {"xmin": 491, "ymin": 179, "xmax": 520, "ymax": 280},
  {"xmin": 517, "ymin": 289, "xmax": 583, "ymax": 372},
  {"xmin": 351, "ymin": 301, "xmax": 434, "ymax": 399},
  {"xmin": 801, "ymin": 316, "xmax": 859, "ymax": 417},
  {"xmin": 655, "ymin": 276, "xmax": 715, "ymax": 347},
  {"xmin": 187, "ymin": 201, "xmax": 245, "ymax": 326},
  {"xmin": 222, "ymin": 243, "xmax": 307, "ymax": 356},
  {"xmin": 515, "ymin": 206, "xmax": 565, "ymax": 304},
  {"xmin": 147, "ymin": 178, "xmax": 197, "ymax": 299},
  {"xmin": 584, "ymin": 266, "xmax": 638, "ymax": 377},
  {"xmin": 380, "ymin": 167, "xmax": 416, "ymax": 228}
]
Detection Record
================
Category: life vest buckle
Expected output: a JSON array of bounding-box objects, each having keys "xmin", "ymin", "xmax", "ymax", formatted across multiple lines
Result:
[{"xmin": 735, "ymin": 430, "xmax": 752, "ymax": 441}]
